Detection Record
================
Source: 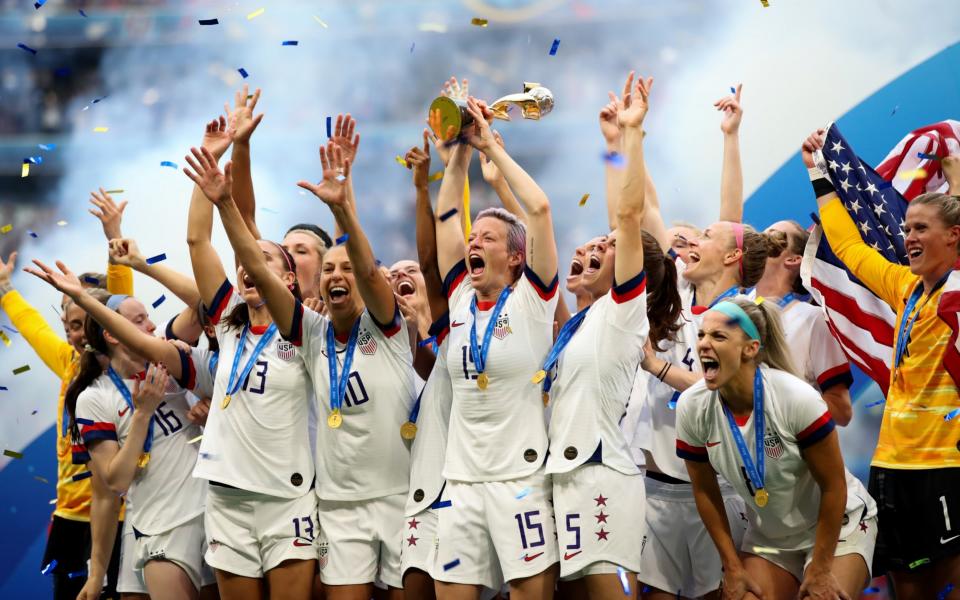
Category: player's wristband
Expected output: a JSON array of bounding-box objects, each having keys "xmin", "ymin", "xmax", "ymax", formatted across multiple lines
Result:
[{"xmin": 810, "ymin": 174, "xmax": 836, "ymax": 198}]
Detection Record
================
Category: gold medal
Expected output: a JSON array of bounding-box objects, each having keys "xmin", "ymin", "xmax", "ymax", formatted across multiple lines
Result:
[
  {"xmin": 221, "ymin": 394, "xmax": 231, "ymax": 409},
  {"xmin": 400, "ymin": 421, "xmax": 418, "ymax": 440},
  {"xmin": 137, "ymin": 453, "xmax": 150, "ymax": 468},
  {"xmin": 477, "ymin": 373, "xmax": 489, "ymax": 390},
  {"xmin": 531, "ymin": 370, "xmax": 546, "ymax": 384},
  {"xmin": 327, "ymin": 409, "xmax": 343, "ymax": 429},
  {"xmin": 755, "ymin": 489, "xmax": 769, "ymax": 507}
]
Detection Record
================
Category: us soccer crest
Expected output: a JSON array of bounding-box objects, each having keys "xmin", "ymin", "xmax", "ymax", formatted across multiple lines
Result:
[
  {"xmin": 763, "ymin": 429, "xmax": 785, "ymax": 459},
  {"xmin": 357, "ymin": 329, "xmax": 378, "ymax": 355},
  {"xmin": 276, "ymin": 340, "xmax": 296, "ymax": 362},
  {"xmin": 318, "ymin": 540, "xmax": 329, "ymax": 569},
  {"xmin": 493, "ymin": 313, "xmax": 512, "ymax": 340}
]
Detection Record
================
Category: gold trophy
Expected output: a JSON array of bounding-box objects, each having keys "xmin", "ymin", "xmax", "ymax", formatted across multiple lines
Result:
[{"xmin": 429, "ymin": 82, "xmax": 554, "ymax": 140}]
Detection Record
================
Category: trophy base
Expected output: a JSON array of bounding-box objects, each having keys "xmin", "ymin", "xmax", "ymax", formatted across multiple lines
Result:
[{"xmin": 429, "ymin": 96, "xmax": 472, "ymax": 140}]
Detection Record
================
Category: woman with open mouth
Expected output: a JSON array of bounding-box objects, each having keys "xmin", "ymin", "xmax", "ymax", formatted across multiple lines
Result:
[
  {"xmin": 804, "ymin": 129, "xmax": 960, "ymax": 600},
  {"xmin": 677, "ymin": 297, "xmax": 876, "ymax": 600}
]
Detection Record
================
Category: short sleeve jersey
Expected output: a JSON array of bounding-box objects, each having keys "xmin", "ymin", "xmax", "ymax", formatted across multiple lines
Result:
[
  {"xmin": 76, "ymin": 373, "xmax": 205, "ymax": 536},
  {"xmin": 191, "ymin": 280, "xmax": 315, "ymax": 498},
  {"xmin": 675, "ymin": 367, "xmax": 876, "ymax": 550},
  {"xmin": 288, "ymin": 300, "xmax": 415, "ymax": 501},
  {"xmin": 546, "ymin": 272, "xmax": 648, "ymax": 475},
  {"xmin": 441, "ymin": 261, "xmax": 559, "ymax": 482},
  {"xmin": 177, "ymin": 346, "xmax": 219, "ymax": 400},
  {"xmin": 780, "ymin": 302, "xmax": 853, "ymax": 392}
]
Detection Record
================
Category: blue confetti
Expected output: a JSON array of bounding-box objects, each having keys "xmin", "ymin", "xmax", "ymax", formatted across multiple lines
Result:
[
  {"xmin": 549, "ymin": 38, "xmax": 560, "ymax": 56},
  {"xmin": 0, "ymin": 387, "xmax": 7, "ymax": 391},
  {"xmin": 890, "ymin": 105, "xmax": 899, "ymax": 116},
  {"xmin": 17, "ymin": 43, "xmax": 38, "ymax": 55},
  {"xmin": 160, "ymin": 161, "xmax": 177, "ymax": 169},
  {"xmin": 335, "ymin": 234, "xmax": 349, "ymax": 245},
  {"xmin": 67, "ymin": 569, "xmax": 87, "ymax": 579},
  {"xmin": 431, "ymin": 499, "xmax": 452, "ymax": 509},
  {"xmin": 145, "ymin": 253, "xmax": 167, "ymax": 265},
  {"xmin": 41, "ymin": 560, "xmax": 57, "ymax": 575},
  {"xmin": 151, "ymin": 295, "xmax": 166, "ymax": 309},
  {"xmin": 34, "ymin": 0, "xmax": 46, "ymax": 9},
  {"xmin": 863, "ymin": 587, "xmax": 880, "ymax": 594},
  {"xmin": 729, "ymin": 86, "xmax": 736, "ymax": 94},
  {"xmin": 198, "ymin": 18, "xmax": 219, "ymax": 25},
  {"xmin": 326, "ymin": 116, "xmax": 332, "ymax": 138},
  {"xmin": 642, "ymin": 586, "xmax": 650, "ymax": 594},
  {"xmin": 83, "ymin": 276, "xmax": 100, "ymax": 285},
  {"xmin": 25, "ymin": 156, "xmax": 42, "ymax": 165},
  {"xmin": 515, "ymin": 487, "xmax": 530, "ymax": 499},
  {"xmin": 2, "ymin": 325, "xmax": 17, "ymax": 333},
  {"xmin": 238, "ymin": 67, "xmax": 249, "ymax": 79},
  {"xmin": 442, "ymin": 558, "xmax": 460, "ymax": 571},
  {"xmin": 282, "ymin": 40, "xmax": 299, "ymax": 46},
  {"xmin": 28, "ymin": 231, "xmax": 38, "ymax": 238},
  {"xmin": 865, "ymin": 399, "xmax": 885, "ymax": 408},
  {"xmin": 938, "ymin": 583, "xmax": 955, "ymax": 600},
  {"xmin": 418, "ymin": 337, "xmax": 436, "ymax": 348},
  {"xmin": 78, "ymin": 9, "xmax": 87, "ymax": 17},
  {"xmin": 945, "ymin": 409, "xmax": 960, "ymax": 421},
  {"xmin": 71, "ymin": 471, "xmax": 92, "ymax": 482},
  {"xmin": 617, "ymin": 567, "xmax": 631, "ymax": 595},
  {"xmin": 410, "ymin": 42, "xmax": 415, "ymax": 53},
  {"xmin": 439, "ymin": 208, "xmax": 458, "ymax": 222},
  {"xmin": 603, "ymin": 151, "xmax": 625, "ymax": 168},
  {"xmin": 918, "ymin": 152, "xmax": 942, "ymax": 161},
  {"xmin": 38, "ymin": 144, "xmax": 55, "ymax": 151}
]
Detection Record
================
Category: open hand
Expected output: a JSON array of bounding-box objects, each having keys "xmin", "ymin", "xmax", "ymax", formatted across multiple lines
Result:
[
  {"xmin": 184, "ymin": 147, "xmax": 233, "ymax": 205},
  {"xmin": 329, "ymin": 114, "xmax": 361, "ymax": 165},
  {"xmin": 23, "ymin": 259, "xmax": 84, "ymax": 299},
  {"xmin": 89, "ymin": 188, "xmax": 128, "ymax": 241},
  {"xmin": 617, "ymin": 71, "xmax": 654, "ymax": 129},
  {"xmin": 798, "ymin": 566, "xmax": 851, "ymax": 600},
  {"xmin": 441, "ymin": 76, "xmax": 470, "ymax": 101},
  {"xmin": 599, "ymin": 95, "xmax": 621, "ymax": 150},
  {"xmin": 716, "ymin": 84, "xmax": 743, "ymax": 136},
  {"xmin": 720, "ymin": 565, "xmax": 765, "ymax": 600},
  {"xmin": 202, "ymin": 115, "xmax": 233, "ymax": 159},
  {"xmin": 227, "ymin": 84, "xmax": 264, "ymax": 144},
  {"xmin": 297, "ymin": 142, "xmax": 351, "ymax": 208}
]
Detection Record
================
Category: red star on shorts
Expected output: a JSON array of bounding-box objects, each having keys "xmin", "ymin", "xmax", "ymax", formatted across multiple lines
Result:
[
  {"xmin": 596, "ymin": 528, "xmax": 609, "ymax": 541},
  {"xmin": 408, "ymin": 518, "xmax": 420, "ymax": 530},
  {"xmin": 859, "ymin": 520, "xmax": 868, "ymax": 532},
  {"xmin": 407, "ymin": 535, "xmax": 418, "ymax": 546},
  {"xmin": 594, "ymin": 494, "xmax": 607, "ymax": 506},
  {"xmin": 595, "ymin": 511, "xmax": 608, "ymax": 524}
]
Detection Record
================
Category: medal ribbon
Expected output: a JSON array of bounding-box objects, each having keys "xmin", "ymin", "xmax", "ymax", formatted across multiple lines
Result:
[
  {"xmin": 408, "ymin": 385, "xmax": 425, "ymax": 425},
  {"xmin": 538, "ymin": 305, "xmax": 590, "ymax": 395},
  {"xmin": 893, "ymin": 271, "xmax": 950, "ymax": 372},
  {"xmin": 226, "ymin": 323, "xmax": 277, "ymax": 397},
  {"xmin": 107, "ymin": 365, "xmax": 154, "ymax": 455},
  {"xmin": 722, "ymin": 368, "xmax": 765, "ymax": 496},
  {"xmin": 469, "ymin": 286, "xmax": 512, "ymax": 376},
  {"xmin": 326, "ymin": 318, "xmax": 361, "ymax": 415}
]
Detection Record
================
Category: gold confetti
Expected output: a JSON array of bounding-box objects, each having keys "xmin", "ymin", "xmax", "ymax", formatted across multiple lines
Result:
[
  {"xmin": 0, "ymin": 224, "xmax": 11, "ymax": 234},
  {"xmin": 395, "ymin": 155, "xmax": 408, "ymax": 167},
  {"xmin": 899, "ymin": 168, "xmax": 927, "ymax": 180},
  {"xmin": 751, "ymin": 545, "xmax": 780, "ymax": 554},
  {"xmin": 760, "ymin": 0, "xmax": 769, "ymax": 6},
  {"xmin": 246, "ymin": 7, "xmax": 265, "ymax": 19},
  {"xmin": 33, "ymin": 475, "xmax": 49, "ymax": 484},
  {"xmin": 93, "ymin": 127, "xmax": 109, "ymax": 133},
  {"xmin": 21, "ymin": 163, "xmax": 29, "ymax": 178},
  {"xmin": 104, "ymin": 189, "xmax": 124, "ymax": 194},
  {"xmin": 428, "ymin": 171, "xmax": 444, "ymax": 182},
  {"xmin": 313, "ymin": 15, "xmax": 328, "ymax": 28},
  {"xmin": 471, "ymin": 17, "xmax": 489, "ymax": 27},
  {"xmin": 56, "ymin": 220, "xmax": 68, "ymax": 226},
  {"xmin": 3, "ymin": 449, "xmax": 23, "ymax": 459},
  {"xmin": 13, "ymin": 364, "xmax": 30, "ymax": 375},
  {"xmin": 0, "ymin": 331, "xmax": 10, "ymax": 347},
  {"xmin": 579, "ymin": 193, "xmax": 590, "ymax": 207},
  {"xmin": 187, "ymin": 434, "xmax": 203, "ymax": 445}
]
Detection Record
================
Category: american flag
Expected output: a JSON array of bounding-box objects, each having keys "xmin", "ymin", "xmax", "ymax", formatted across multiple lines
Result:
[{"xmin": 801, "ymin": 121, "xmax": 960, "ymax": 394}]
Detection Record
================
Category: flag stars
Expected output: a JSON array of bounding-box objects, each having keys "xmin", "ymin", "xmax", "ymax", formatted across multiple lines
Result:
[
  {"xmin": 830, "ymin": 140, "xmax": 845, "ymax": 154},
  {"xmin": 847, "ymin": 199, "xmax": 862, "ymax": 213},
  {"xmin": 828, "ymin": 159, "xmax": 840, "ymax": 171},
  {"xmin": 870, "ymin": 241, "xmax": 882, "ymax": 251},
  {"xmin": 858, "ymin": 164, "xmax": 867, "ymax": 174},
  {"xmin": 873, "ymin": 203, "xmax": 887, "ymax": 217},
  {"xmin": 864, "ymin": 182, "xmax": 879, "ymax": 196},
  {"xmin": 840, "ymin": 178, "xmax": 853, "ymax": 193},
  {"xmin": 841, "ymin": 162, "xmax": 852, "ymax": 174},
  {"xmin": 858, "ymin": 221, "xmax": 873, "ymax": 235}
]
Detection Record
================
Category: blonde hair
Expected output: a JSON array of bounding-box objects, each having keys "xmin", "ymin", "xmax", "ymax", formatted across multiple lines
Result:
[{"xmin": 729, "ymin": 296, "xmax": 798, "ymax": 377}]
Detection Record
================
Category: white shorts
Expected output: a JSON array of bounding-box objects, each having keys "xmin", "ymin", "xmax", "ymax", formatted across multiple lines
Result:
[
  {"xmin": 118, "ymin": 519, "xmax": 147, "ymax": 594},
  {"xmin": 553, "ymin": 463, "xmax": 645, "ymax": 580},
  {"xmin": 743, "ymin": 515, "xmax": 877, "ymax": 581},
  {"xmin": 639, "ymin": 474, "xmax": 748, "ymax": 598},
  {"xmin": 400, "ymin": 506, "xmax": 439, "ymax": 580},
  {"xmin": 435, "ymin": 468, "xmax": 559, "ymax": 588},
  {"xmin": 317, "ymin": 492, "xmax": 405, "ymax": 588},
  {"xmin": 204, "ymin": 484, "xmax": 318, "ymax": 578},
  {"xmin": 134, "ymin": 513, "xmax": 216, "ymax": 590}
]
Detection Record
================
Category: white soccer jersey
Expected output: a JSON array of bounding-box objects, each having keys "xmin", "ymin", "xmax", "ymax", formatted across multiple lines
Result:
[
  {"xmin": 192, "ymin": 280, "xmax": 314, "ymax": 498},
  {"xmin": 675, "ymin": 366, "xmax": 876, "ymax": 550},
  {"xmin": 546, "ymin": 272, "xmax": 648, "ymax": 475},
  {"xmin": 76, "ymin": 372, "xmax": 205, "ymax": 536},
  {"xmin": 441, "ymin": 261, "xmax": 559, "ymax": 482},
  {"xmin": 289, "ymin": 299, "xmax": 415, "ymax": 501},
  {"xmin": 177, "ymin": 346, "xmax": 219, "ymax": 400},
  {"xmin": 406, "ymin": 320, "xmax": 453, "ymax": 515},
  {"xmin": 780, "ymin": 301, "xmax": 852, "ymax": 392}
]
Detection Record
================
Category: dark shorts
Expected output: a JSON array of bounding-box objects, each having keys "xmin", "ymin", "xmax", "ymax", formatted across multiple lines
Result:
[
  {"xmin": 42, "ymin": 516, "xmax": 123, "ymax": 600},
  {"xmin": 869, "ymin": 466, "xmax": 960, "ymax": 573}
]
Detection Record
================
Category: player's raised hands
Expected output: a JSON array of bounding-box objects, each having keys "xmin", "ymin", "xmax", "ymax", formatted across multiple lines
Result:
[
  {"xmin": 108, "ymin": 238, "xmax": 145, "ymax": 269},
  {"xmin": 599, "ymin": 95, "xmax": 621, "ymax": 150},
  {"xmin": 800, "ymin": 128, "xmax": 827, "ymax": 169},
  {"xmin": 201, "ymin": 115, "xmax": 233, "ymax": 160},
  {"xmin": 0, "ymin": 252, "xmax": 17, "ymax": 287},
  {"xmin": 329, "ymin": 113, "xmax": 361, "ymax": 165},
  {"xmin": 405, "ymin": 131, "xmax": 432, "ymax": 189},
  {"xmin": 617, "ymin": 71, "xmax": 654, "ymax": 129},
  {"xmin": 462, "ymin": 96, "xmax": 497, "ymax": 152},
  {"xmin": 24, "ymin": 258, "xmax": 84, "ymax": 299},
  {"xmin": 183, "ymin": 147, "xmax": 233, "ymax": 206},
  {"xmin": 716, "ymin": 83, "xmax": 743, "ymax": 136},
  {"xmin": 89, "ymin": 188, "xmax": 128, "ymax": 241},
  {"xmin": 441, "ymin": 76, "xmax": 469, "ymax": 101},
  {"xmin": 297, "ymin": 142, "xmax": 351, "ymax": 209},
  {"xmin": 227, "ymin": 84, "xmax": 264, "ymax": 144}
]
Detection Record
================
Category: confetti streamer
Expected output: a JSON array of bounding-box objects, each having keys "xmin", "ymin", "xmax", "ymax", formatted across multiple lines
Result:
[
  {"xmin": 21, "ymin": 163, "xmax": 29, "ymax": 178},
  {"xmin": 395, "ymin": 155, "xmax": 408, "ymax": 167},
  {"xmin": 442, "ymin": 559, "xmax": 460, "ymax": 571},
  {"xmin": 750, "ymin": 546, "xmax": 781, "ymax": 555},
  {"xmin": 282, "ymin": 40, "xmax": 299, "ymax": 46},
  {"xmin": 38, "ymin": 143, "xmax": 55, "ymax": 151},
  {"xmin": 410, "ymin": 42, "xmax": 415, "ymax": 53},
  {"xmin": 17, "ymin": 43, "xmax": 38, "ymax": 55},
  {"xmin": 26, "ymin": 155, "xmax": 42, "ymax": 164},
  {"xmin": 104, "ymin": 189, "xmax": 123, "ymax": 194},
  {"xmin": 151, "ymin": 295, "xmax": 166, "ymax": 309},
  {"xmin": 71, "ymin": 471, "xmax": 92, "ymax": 482},
  {"xmin": 428, "ymin": 171, "xmax": 444, "ymax": 182},
  {"xmin": 160, "ymin": 160, "xmax": 178, "ymax": 169},
  {"xmin": 617, "ymin": 567, "xmax": 631, "ymax": 595},
  {"xmin": 515, "ymin": 487, "xmax": 530, "ymax": 499},
  {"xmin": 145, "ymin": 253, "xmax": 167, "ymax": 265},
  {"xmin": 917, "ymin": 152, "xmax": 942, "ymax": 161},
  {"xmin": 246, "ymin": 8, "xmax": 265, "ymax": 20},
  {"xmin": 760, "ymin": 0, "xmax": 769, "ymax": 6},
  {"xmin": 2, "ymin": 325, "xmax": 17, "ymax": 333},
  {"xmin": 326, "ymin": 116, "xmax": 332, "ymax": 138},
  {"xmin": 1, "ymin": 331, "xmax": 11, "ymax": 347},
  {"xmin": 34, "ymin": 0, "xmax": 46, "ymax": 8},
  {"xmin": 83, "ymin": 276, "xmax": 100, "ymax": 285},
  {"xmin": 0, "ymin": 386, "xmax": 8, "ymax": 391},
  {"xmin": 93, "ymin": 127, "xmax": 109, "ymax": 133},
  {"xmin": 0, "ymin": 224, "xmax": 11, "ymax": 234},
  {"xmin": 432, "ymin": 499, "xmax": 452, "ymax": 509},
  {"xmin": 439, "ymin": 208, "xmax": 458, "ymax": 222},
  {"xmin": 335, "ymin": 234, "xmax": 349, "ymax": 245},
  {"xmin": 260, "ymin": 206, "xmax": 278, "ymax": 214},
  {"xmin": 908, "ymin": 557, "xmax": 930, "ymax": 569},
  {"xmin": 730, "ymin": 86, "xmax": 736, "ymax": 94},
  {"xmin": 33, "ymin": 475, "xmax": 49, "ymax": 484},
  {"xmin": 41, "ymin": 560, "xmax": 57, "ymax": 575},
  {"xmin": 28, "ymin": 231, "xmax": 38, "ymax": 238},
  {"xmin": 898, "ymin": 168, "xmax": 927, "ymax": 180},
  {"xmin": 549, "ymin": 38, "xmax": 561, "ymax": 56},
  {"xmin": 418, "ymin": 337, "xmax": 436, "ymax": 348},
  {"xmin": 890, "ymin": 105, "xmax": 899, "ymax": 116},
  {"xmin": 579, "ymin": 193, "xmax": 590, "ymax": 207},
  {"xmin": 78, "ymin": 9, "xmax": 87, "ymax": 17},
  {"xmin": 187, "ymin": 434, "xmax": 203, "ymax": 445},
  {"xmin": 67, "ymin": 569, "xmax": 87, "ymax": 579},
  {"xmin": 945, "ymin": 408, "xmax": 960, "ymax": 421},
  {"xmin": 3, "ymin": 449, "xmax": 23, "ymax": 459},
  {"xmin": 938, "ymin": 583, "xmax": 955, "ymax": 600},
  {"xmin": 418, "ymin": 22, "xmax": 447, "ymax": 33},
  {"xmin": 56, "ymin": 220, "xmax": 67, "ymax": 226},
  {"xmin": 237, "ymin": 68, "xmax": 249, "ymax": 79},
  {"xmin": 471, "ymin": 17, "xmax": 488, "ymax": 27},
  {"xmin": 13, "ymin": 365, "xmax": 30, "ymax": 375},
  {"xmin": 198, "ymin": 18, "xmax": 219, "ymax": 25},
  {"xmin": 865, "ymin": 399, "xmax": 885, "ymax": 408},
  {"xmin": 313, "ymin": 15, "xmax": 328, "ymax": 27}
]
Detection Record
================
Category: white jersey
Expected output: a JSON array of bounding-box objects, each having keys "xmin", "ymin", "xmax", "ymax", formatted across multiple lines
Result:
[
  {"xmin": 781, "ymin": 301, "xmax": 852, "ymax": 392},
  {"xmin": 76, "ymin": 371, "xmax": 205, "ymax": 536},
  {"xmin": 675, "ymin": 366, "xmax": 876, "ymax": 550},
  {"xmin": 441, "ymin": 261, "xmax": 559, "ymax": 482},
  {"xmin": 290, "ymin": 299, "xmax": 415, "ymax": 501},
  {"xmin": 177, "ymin": 346, "xmax": 219, "ymax": 400},
  {"xmin": 546, "ymin": 273, "xmax": 649, "ymax": 475},
  {"xmin": 406, "ymin": 320, "xmax": 453, "ymax": 515},
  {"xmin": 192, "ymin": 280, "xmax": 314, "ymax": 498}
]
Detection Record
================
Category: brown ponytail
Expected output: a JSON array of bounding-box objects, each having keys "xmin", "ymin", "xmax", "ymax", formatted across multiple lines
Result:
[
  {"xmin": 739, "ymin": 228, "xmax": 787, "ymax": 289},
  {"xmin": 63, "ymin": 294, "xmax": 111, "ymax": 441},
  {"xmin": 728, "ymin": 297, "xmax": 799, "ymax": 377},
  {"xmin": 641, "ymin": 230, "xmax": 683, "ymax": 351}
]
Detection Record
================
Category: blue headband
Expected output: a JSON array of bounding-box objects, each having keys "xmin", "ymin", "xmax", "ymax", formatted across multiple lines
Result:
[
  {"xmin": 709, "ymin": 301, "xmax": 761, "ymax": 342},
  {"xmin": 106, "ymin": 294, "xmax": 129, "ymax": 311}
]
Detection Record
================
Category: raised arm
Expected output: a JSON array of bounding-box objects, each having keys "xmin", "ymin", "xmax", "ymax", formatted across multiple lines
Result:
[
  {"xmin": 616, "ymin": 73, "xmax": 654, "ymax": 285},
  {"xmin": 88, "ymin": 188, "xmax": 135, "ymax": 295},
  {"xmin": 24, "ymin": 260, "xmax": 184, "ymax": 379},
  {"xmin": 716, "ymin": 84, "xmax": 744, "ymax": 223},
  {"xmin": 405, "ymin": 131, "xmax": 447, "ymax": 320},
  {"xmin": 327, "ymin": 114, "xmax": 362, "ymax": 238},
  {"xmin": 228, "ymin": 85, "xmax": 264, "ymax": 240},
  {"xmin": 463, "ymin": 96, "xmax": 558, "ymax": 282},
  {"xmin": 434, "ymin": 120, "xmax": 472, "ymax": 279},
  {"xmin": 479, "ymin": 130, "xmax": 527, "ymax": 224},
  {"xmin": 601, "ymin": 73, "xmax": 632, "ymax": 231},
  {"xmin": 300, "ymin": 142, "xmax": 397, "ymax": 325}
]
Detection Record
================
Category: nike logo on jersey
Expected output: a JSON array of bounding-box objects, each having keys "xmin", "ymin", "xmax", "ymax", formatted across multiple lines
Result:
[
  {"xmin": 523, "ymin": 552, "xmax": 544, "ymax": 562},
  {"xmin": 118, "ymin": 406, "xmax": 130, "ymax": 417},
  {"xmin": 292, "ymin": 538, "xmax": 313, "ymax": 547},
  {"xmin": 942, "ymin": 534, "xmax": 960, "ymax": 545},
  {"xmin": 706, "ymin": 441, "xmax": 721, "ymax": 447},
  {"xmin": 563, "ymin": 550, "xmax": 582, "ymax": 560},
  {"xmin": 451, "ymin": 321, "xmax": 465, "ymax": 327}
]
